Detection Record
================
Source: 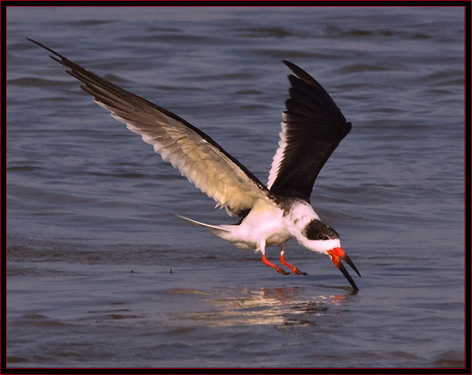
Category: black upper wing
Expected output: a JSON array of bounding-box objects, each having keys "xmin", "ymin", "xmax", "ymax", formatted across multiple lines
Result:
[{"xmin": 267, "ymin": 60, "xmax": 351, "ymax": 201}]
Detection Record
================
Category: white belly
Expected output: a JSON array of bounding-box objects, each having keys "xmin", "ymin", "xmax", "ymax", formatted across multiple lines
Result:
[{"xmin": 217, "ymin": 199, "xmax": 292, "ymax": 251}]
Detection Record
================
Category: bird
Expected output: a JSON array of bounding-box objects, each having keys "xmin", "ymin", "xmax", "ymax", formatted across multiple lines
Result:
[{"xmin": 29, "ymin": 38, "xmax": 361, "ymax": 290}]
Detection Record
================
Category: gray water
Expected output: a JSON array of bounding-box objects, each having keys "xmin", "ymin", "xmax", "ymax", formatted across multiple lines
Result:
[{"xmin": 6, "ymin": 6, "xmax": 465, "ymax": 369}]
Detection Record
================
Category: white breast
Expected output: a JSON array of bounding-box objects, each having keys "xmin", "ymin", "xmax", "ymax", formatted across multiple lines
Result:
[{"xmin": 219, "ymin": 198, "xmax": 291, "ymax": 251}]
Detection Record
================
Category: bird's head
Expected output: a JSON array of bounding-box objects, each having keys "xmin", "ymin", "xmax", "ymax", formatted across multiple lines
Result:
[{"xmin": 301, "ymin": 219, "xmax": 361, "ymax": 290}]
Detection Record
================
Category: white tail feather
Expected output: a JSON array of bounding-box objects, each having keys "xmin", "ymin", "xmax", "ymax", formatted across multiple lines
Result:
[{"xmin": 175, "ymin": 214, "xmax": 231, "ymax": 233}]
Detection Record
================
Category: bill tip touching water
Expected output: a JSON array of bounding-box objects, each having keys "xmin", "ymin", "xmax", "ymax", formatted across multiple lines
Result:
[{"xmin": 28, "ymin": 38, "xmax": 361, "ymax": 291}]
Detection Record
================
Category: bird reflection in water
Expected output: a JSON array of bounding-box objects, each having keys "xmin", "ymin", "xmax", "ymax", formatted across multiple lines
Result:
[{"xmin": 176, "ymin": 286, "xmax": 353, "ymax": 327}]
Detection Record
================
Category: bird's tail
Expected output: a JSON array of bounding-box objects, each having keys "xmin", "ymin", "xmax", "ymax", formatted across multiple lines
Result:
[{"xmin": 176, "ymin": 214, "xmax": 231, "ymax": 238}]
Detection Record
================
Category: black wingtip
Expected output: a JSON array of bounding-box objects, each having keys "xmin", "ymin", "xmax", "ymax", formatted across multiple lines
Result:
[
  {"xmin": 282, "ymin": 59, "xmax": 318, "ymax": 86},
  {"xmin": 27, "ymin": 38, "xmax": 56, "ymax": 55},
  {"xmin": 27, "ymin": 38, "xmax": 69, "ymax": 65}
]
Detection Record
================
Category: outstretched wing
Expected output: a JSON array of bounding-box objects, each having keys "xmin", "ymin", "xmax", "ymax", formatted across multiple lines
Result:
[
  {"xmin": 29, "ymin": 39, "xmax": 269, "ymax": 217},
  {"xmin": 267, "ymin": 60, "xmax": 351, "ymax": 202}
]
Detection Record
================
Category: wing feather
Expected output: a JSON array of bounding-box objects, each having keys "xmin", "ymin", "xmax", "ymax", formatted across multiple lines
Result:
[
  {"xmin": 267, "ymin": 60, "xmax": 351, "ymax": 201},
  {"xmin": 29, "ymin": 39, "xmax": 269, "ymax": 217}
]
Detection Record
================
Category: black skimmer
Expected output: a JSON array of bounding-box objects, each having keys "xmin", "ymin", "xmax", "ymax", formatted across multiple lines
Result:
[{"xmin": 29, "ymin": 39, "xmax": 361, "ymax": 290}]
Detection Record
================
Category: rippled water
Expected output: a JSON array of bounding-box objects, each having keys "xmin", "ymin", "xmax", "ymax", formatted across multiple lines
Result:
[{"xmin": 6, "ymin": 6, "xmax": 465, "ymax": 368}]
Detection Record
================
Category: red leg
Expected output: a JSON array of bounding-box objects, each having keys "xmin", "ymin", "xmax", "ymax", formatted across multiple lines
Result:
[
  {"xmin": 280, "ymin": 251, "xmax": 307, "ymax": 275},
  {"xmin": 262, "ymin": 253, "xmax": 289, "ymax": 275}
]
